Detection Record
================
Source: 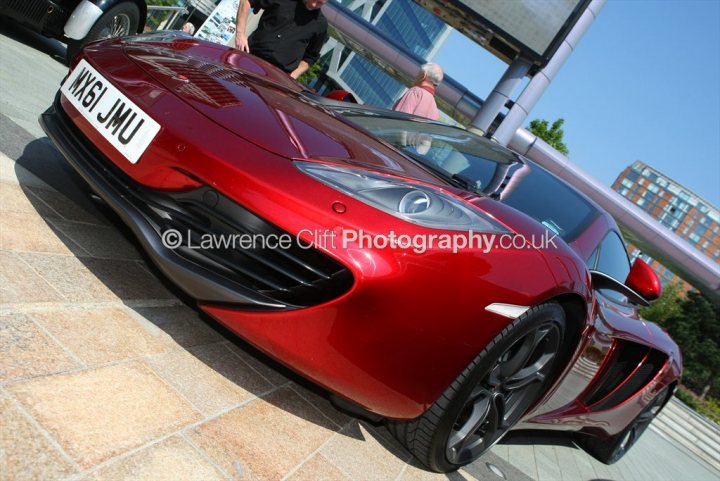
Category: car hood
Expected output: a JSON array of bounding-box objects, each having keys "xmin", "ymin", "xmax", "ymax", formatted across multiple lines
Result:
[{"xmin": 122, "ymin": 40, "xmax": 438, "ymax": 182}]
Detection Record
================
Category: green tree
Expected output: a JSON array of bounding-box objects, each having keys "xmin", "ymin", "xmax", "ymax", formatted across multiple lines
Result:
[
  {"xmin": 640, "ymin": 281, "xmax": 683, "ymax": 323},
  {"xmin": 297, "ymin": 61, "xmax": 325, "ymax": 86},
  {"xmin": 145, "ymin": 0, "xmax": 185, "ymax": 30},
  {"xmin": 147, "ymin": 0, "xmax": 181, "ymax": 6},
  {"xmin": 662, "ymin": 291, "xmax": 720, "ymax": 397},
  {"xmin": 528, "ymin": 118, "xmax": 569, "ymax": 155}
]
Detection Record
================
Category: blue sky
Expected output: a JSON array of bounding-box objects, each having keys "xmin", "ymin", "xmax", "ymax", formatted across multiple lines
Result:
[{"xmin": 434, "ymin": 0, "xmax": 720, "ymax": 206}]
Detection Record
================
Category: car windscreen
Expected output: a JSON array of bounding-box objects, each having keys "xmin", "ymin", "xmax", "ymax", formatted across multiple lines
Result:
[{"xmin": 338, "ymin": 111, "xmax": 599, "ymax": 241}]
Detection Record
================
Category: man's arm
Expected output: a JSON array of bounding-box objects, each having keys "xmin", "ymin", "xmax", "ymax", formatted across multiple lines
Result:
[
  {"xmin": 234, "ymin": 0, "xmax": 251, "ymax": 52},
  {"xmin": 290, "ymin": 60, "xmax": 310, "ymax": 79},
  {"xmin": 291, "ymin": 29, "xmax": 327, "ymax": 79}
]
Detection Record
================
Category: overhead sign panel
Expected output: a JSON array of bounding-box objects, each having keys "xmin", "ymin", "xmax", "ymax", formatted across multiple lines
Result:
[
  {"xmin": 468, "ymin": 0, "xmax": 582, "ymax": 56},
  {"xmin": 414, "ymin": 0, "xmax": 590, "ymax": 68}
]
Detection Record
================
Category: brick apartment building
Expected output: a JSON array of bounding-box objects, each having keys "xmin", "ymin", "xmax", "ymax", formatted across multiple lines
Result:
[{"xmin": 612, "ymin": 161, "xmax": 720, "ymax": 289}]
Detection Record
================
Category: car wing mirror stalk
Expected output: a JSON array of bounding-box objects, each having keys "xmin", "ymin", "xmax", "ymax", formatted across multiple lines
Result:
[{"xmin": 590, "ymin": 270, "xmax": 651, "ymax": 307}]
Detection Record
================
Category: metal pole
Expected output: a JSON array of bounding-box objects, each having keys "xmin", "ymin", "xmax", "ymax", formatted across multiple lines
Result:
[
  {"xmin": 509, "ymin": 130, "xmax": 720, "ymax": 302},
  {"xmin": 469, "ymin": 57, "xmax": 531, "ymax": 135},
  {"xmin": 492, "ymin": 0, "xmax": 607, "ymax": 145}
]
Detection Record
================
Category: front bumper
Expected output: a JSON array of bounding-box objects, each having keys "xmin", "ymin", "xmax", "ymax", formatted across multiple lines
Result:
[{"xmin": 40, "ymin": 95, "xmax": 353, "ymax": 309}]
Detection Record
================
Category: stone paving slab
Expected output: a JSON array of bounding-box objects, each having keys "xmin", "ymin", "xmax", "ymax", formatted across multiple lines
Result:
[
  {"xmin": 0, "ymin": 312, "xmax": 80, "ymax": 382},
  {"xmin": 0, "ymin": 389, "xmax": 76, "ymax": 481},
  {"xmin": 2, "ymin": 21, "xmax": 720, "ymax": 481},
  {"xmin": 8, "ymin": 362, "xmax": 202, "ymax": 468},
  {"xmin": 79, "ymin": 436, "xmax": 227, "ymax": 481}
]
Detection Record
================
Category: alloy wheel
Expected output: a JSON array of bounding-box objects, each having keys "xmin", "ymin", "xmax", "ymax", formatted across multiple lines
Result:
[{"xmin": 445, "ymin": 321, "xmax": 562, "ymax": 464}]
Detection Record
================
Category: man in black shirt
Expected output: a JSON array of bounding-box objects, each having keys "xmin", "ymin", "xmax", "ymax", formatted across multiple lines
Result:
[{"xmin": 234, "ymin": 0, "xmax": 328, "ymax": 79}]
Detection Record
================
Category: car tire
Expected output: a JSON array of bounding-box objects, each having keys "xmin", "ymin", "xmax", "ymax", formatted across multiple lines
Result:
[
  {"xmin": 389, "ymin": 302, "xmax": 567, "ymax": 473},
  {"xmin": 66, "ymin": 2, "xmax": 140, "ymax": 63},
  {"xmin": 576, "ymin": 386, "xmax": 670, "ymax": 464}
]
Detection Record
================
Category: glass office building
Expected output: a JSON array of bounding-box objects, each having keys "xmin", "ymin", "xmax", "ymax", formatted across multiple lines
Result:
[
  {"xmin": 321, "ymin": 0, "xmax": 451, "ymax": 108},
  {"xmin": 613, "ymin": 161, "xmax": 720, "ymax": 288}
]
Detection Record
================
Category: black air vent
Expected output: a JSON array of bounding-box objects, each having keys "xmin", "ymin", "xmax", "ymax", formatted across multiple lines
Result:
[{"xmin": 584, "ymin": 340, "xmax": 667, "ymax": 411}]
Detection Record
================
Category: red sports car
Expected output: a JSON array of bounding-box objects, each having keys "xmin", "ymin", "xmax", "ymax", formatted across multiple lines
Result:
[{"xmin": 42, "ymin": 33, "xmax": 681, "ymax": 472}]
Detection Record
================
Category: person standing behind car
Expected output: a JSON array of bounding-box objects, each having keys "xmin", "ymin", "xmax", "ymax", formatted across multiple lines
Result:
[
  {"xmin": 234, "ymin": 0, "xmax": 328, "ymax": 79},
  {"xmin": 393, "ymin": 63, "xmax": 443, "ymax": 120},
  {"xmin": 181, "ymin": 22, "xmax": 195, "ymax": 35}
]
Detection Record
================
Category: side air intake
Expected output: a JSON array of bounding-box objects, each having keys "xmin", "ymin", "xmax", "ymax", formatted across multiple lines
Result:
[{"xmin": 584, "ymin": 340, "xmax": 668, "ymax": 411}]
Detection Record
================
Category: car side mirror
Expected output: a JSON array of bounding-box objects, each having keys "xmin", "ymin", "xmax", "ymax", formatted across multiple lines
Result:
[
  {"xmin": 625, "ymin": 258, "xmax": 662, "ymax": 302},
  {"xmin": 325, "ymin": 90, "xmax": 358, "ymax": 103}
]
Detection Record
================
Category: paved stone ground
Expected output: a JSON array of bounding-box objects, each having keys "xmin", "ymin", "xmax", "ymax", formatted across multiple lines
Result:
[{"xmin": 2, "ymin": 18, "xmax": 719, "ymax": 481}]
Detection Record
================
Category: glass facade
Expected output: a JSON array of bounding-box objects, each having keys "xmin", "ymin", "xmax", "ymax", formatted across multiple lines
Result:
[
  {"xmin": 612, "ymin": 161, "xmax": 720, "ymax": 288},
  {"xmin": 326, "ymin": 0, "xmax": 450, "ymax": 108},
  {"xmin": 340, "ymin": 56, "xmax": 406, "ymax": 108},
  {"xmin": 374, "ymin": 0, "xmax": 447, "ymax": 58}
]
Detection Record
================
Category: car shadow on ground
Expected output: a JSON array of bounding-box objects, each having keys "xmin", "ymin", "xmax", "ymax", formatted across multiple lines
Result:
[{"xmin": 0, "ymin": 17, "xmax": 68, "ymax": 65}]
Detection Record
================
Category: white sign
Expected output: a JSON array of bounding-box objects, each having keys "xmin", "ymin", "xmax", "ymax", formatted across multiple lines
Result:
[{"xmin": 196, "ymin": 0, "xmax": 241, "ymax": 46}]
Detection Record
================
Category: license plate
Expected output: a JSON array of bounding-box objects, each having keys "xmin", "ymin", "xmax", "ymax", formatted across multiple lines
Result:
[{"xmin": 61, "ymin": 59, "xmax": 160, "ymax": 164}]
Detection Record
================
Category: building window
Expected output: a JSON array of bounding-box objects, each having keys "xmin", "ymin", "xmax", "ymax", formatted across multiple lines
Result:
[
  {"xmin": 637, "ymin": 198, "xmax": 646, "ymax": 206},
  {"xmin": 689, "ymin": 233, "xmax": 701, "ymax": 243},
  {"xmin": 656, "ymin": 177, "xmax": 668, "ymax": 187},
  {"xmin": 647, "ymin": 183, "xmax": 660, "ymax": 193},
  {"xmin": 621, "ymin": 178, "xmax": 633, "ymax": 189}
]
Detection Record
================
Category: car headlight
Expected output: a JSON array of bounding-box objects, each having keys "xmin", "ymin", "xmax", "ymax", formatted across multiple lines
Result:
[{"xmin": 296, "ymin": 162, "xmax": 509, "ymax": 232}]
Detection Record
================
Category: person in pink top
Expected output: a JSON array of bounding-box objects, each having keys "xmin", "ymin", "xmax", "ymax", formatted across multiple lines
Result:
[{"xmin": 393, "ymin": 63, "xmax": 444, "ymax": 120}]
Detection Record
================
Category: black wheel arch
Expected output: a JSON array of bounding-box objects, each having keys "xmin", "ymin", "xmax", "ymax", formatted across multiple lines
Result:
[
  {"xmin": 552, "ymin": 293, "xmax": 587, "ymax": 348},
  {"xmin": 519, "ymin": 292, "xmax": 587, "ymax": 411}
]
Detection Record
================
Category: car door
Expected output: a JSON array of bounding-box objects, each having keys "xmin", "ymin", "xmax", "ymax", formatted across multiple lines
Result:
[{"xmin": 590, "ymin": 231, "xmax": 654, "ymax": 345}]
